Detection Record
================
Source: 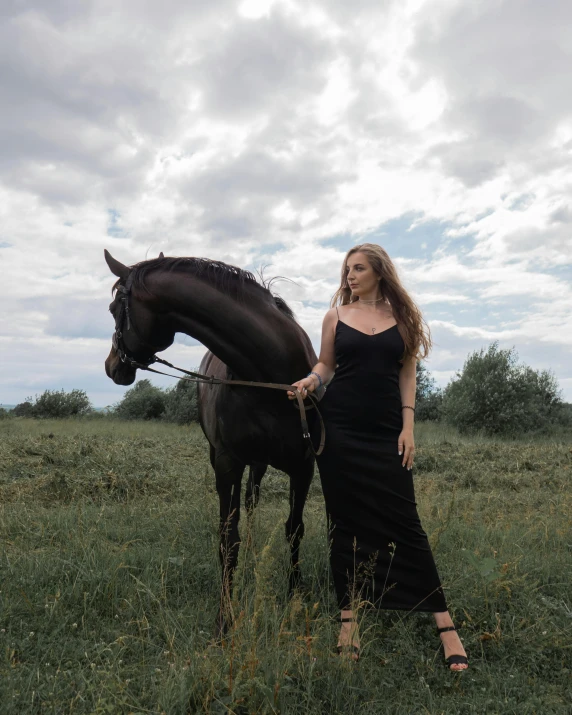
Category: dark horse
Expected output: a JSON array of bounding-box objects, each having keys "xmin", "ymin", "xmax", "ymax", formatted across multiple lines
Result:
[{"xmin": 104, "ymin": 249, "xmax": 324, "ymax": 637}]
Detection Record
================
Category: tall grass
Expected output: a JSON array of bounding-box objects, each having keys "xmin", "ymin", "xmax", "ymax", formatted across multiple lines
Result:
[{"xmin": 0, "ymin": 419, "xmax": 570, "ymax": 714}]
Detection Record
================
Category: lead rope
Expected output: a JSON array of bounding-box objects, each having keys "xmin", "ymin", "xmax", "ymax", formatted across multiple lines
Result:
[{"xmin": 129, "ymin": 355, "xmax": 326, "ymax": 457}]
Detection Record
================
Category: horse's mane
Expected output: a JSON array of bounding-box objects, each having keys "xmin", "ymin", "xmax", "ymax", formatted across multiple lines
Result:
[{"xmin": 113, "ymin": 256, "xmax": 297, "ymax": 320}]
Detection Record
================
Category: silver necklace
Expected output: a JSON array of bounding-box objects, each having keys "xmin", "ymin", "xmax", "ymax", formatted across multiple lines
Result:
[
  {"xmin": 358, "ymin": 297, "xmax": 385, "ymax": 304},
  {"xmin": 355, "ymin": 298, "xmax": 392, "ymax": 333}
]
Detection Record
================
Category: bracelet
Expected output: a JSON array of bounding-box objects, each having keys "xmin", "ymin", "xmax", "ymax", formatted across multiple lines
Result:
[
  {"xmin": 402, "ymin": 405, "xmax": 415, "ymax": 412},
  {"xmin": 306, "ymin": 371, "xmax": 323, "ymax": 388}
]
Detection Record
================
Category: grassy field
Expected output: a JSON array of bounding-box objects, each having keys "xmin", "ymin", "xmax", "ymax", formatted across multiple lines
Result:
[{"xmin": 0, "ymin": 418, "xmax": 570, "ymax": 714}]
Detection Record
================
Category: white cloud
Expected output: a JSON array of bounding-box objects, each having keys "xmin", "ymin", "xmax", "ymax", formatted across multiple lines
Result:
[{"xmin": 1, "ymin": 0, "xmax": 571, "ymax": 405}]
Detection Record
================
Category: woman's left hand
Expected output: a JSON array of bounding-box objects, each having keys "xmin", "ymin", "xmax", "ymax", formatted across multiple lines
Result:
[{"xmin": 398, "ymin": 429, "xmax": 415, "ymax": 470}]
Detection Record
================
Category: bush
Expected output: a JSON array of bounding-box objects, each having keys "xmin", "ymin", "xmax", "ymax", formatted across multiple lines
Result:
[
  {"xmin": 12, "ymin": 391, "xmax": 92, "ymax": 419},
  {"xmin": 440, "ymin": 341, "xmax": 564, "ymax": 437},
  {"xmin": 13, "ymin": 401, "xmax": 35, "ymax": 417},
  {"xmin": 163, "ymin": 379, "xmax": 198, "ymax": 424},
  {"xmin": 415, "ymin": 362, "xmax": 443, "ymax": 421},
  {"xmin": 32, "ymin": 389, "xmax": 93, "ymax": 418},
  {"xmin": 114, "ymin": 379, "xmax": 167, "ymax": 420},
  {"xmin": 557, "ymin": 401, "xmax": 572, "ymax": 426},
  {"xmin": 112, "ymin": 377, "xmax": 199, "ymax": 424},
  {"xmin": 0, "ymin": 407, "xmax": 10, "ymax": 420}
]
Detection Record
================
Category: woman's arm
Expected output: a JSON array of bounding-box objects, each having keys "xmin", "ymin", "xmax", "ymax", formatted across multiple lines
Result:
[
  {"xmin": 398, "ymin": 354, "xmax": 417, "ymax": 468},
  {"xmin": 286, "ymin": 308, "xmax": 337, "ymax": 399},
  {"xmin": 309, "ymin": 307, "xmax": 337, "ymax": 387},
  {"xmin": 399, "ymin": 354, "xmax": 417, "ymax": 432}
]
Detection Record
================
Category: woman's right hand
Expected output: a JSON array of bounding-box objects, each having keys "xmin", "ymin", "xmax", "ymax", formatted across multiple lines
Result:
[{"xmin": 286, "ymin": 376, "xmax": 316, "ymax": 400}]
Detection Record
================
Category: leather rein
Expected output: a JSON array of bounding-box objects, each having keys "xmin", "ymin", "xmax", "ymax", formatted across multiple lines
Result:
[{"xmin": 111, "ymin": 274, "xmax": 326, "ymax": 457}]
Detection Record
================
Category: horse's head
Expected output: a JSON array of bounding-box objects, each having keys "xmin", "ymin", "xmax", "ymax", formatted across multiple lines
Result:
[{"xmin": 104, "ymin": 249, "xmax": 173, "ymax": 385}]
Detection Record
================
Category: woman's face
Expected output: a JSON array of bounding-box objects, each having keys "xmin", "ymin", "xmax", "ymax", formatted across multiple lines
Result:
[{"xmin": 345, "ymin": 252, "xmax": 380, "ymax": 296}]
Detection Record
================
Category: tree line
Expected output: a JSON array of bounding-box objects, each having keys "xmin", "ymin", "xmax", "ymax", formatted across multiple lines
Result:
[
  {"xmin": 4, "ymin": 377, "xmax": 197, "ymax": 426},
  {"xmin": 2, "ymin": 341, "xmax": 570, "ymax": 438}
]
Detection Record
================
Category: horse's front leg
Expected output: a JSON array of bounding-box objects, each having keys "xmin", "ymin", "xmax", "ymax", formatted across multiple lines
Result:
[
  {"xmin": 284, "ymin": 456, "xmax": 314, "ymax": 596},
  {"xmin": 214, "ymin": 452, "xmax": 245, "ymax": 641}
]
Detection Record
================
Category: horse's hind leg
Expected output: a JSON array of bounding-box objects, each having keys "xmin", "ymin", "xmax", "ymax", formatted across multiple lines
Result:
[
  {"xmin": 214, "ymin": 450, "xmax": 245, "ymax": 640},
  {"xmin": 244, "ymin": 462, "xmax": 267, "ymax": 550},
  {"xmin": 245, "ymin": 462, "xmax": 266, "ymax": 514},
  {"xmin": 284, "ymin": 457, "xmax": 315, "ymax": 596}
]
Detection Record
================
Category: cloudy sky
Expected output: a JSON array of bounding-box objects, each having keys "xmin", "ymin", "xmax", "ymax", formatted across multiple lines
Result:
[{"xmin": 1, "ymin": 0, "xmax": 571, "ymax": 408}]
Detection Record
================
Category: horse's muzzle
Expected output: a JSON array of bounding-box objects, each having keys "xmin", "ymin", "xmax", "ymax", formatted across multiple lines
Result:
[{"xmin": 105, "ymin": 348, "xmax": 137, "ymax": 385}]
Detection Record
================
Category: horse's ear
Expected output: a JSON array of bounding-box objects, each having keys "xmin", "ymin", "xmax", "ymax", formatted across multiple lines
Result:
[
  {"xmin": 158, "ymin": 251, "xmax": 164, "ymax": 259},
  {"xmin": 104, "ymin": 249, "xmax": 129, "ymax": 280}
]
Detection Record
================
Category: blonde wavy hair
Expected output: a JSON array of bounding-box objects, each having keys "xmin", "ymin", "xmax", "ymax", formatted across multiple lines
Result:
[{"xmin": 330, "ymin": 243, "xmax": 432, "ymax": 362}]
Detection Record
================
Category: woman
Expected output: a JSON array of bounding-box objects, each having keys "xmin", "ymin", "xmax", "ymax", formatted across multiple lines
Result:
[{"xmin": 286, "ymin": 243, "xmax": 468, "ymax": 671}]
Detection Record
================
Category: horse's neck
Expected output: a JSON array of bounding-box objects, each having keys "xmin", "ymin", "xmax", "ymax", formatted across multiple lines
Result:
[{"xmin": 149, "ymin": 272, "xmax": 312, "ymax": 382}]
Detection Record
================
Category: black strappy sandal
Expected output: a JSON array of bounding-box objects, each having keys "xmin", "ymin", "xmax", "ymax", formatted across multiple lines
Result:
[
  {"xmin": 335, "ymin": 617, "xmax": 360, "ymax": 661},
  {"xmin": 437, "ymin": 625, "xmax": 469, "ymax": 671}
]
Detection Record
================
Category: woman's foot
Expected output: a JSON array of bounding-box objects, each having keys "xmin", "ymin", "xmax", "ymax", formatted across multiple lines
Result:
[
  {"xmin": 337, "ymin": 613, "xmax": 360, "ymax": 661},
  {"xmin": 434, "ymin": 612, "xmax": 468, "ymax": 672},
  {"xmin": 438, "ymin": 627, "xmax": 468, "ymax": 671}
]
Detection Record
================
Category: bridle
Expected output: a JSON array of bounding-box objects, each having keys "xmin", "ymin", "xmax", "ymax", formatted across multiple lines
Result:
[
  {"xmin": 110, "ymin": 274, "xmax": 326, "ymax": 457},
  {"xmin": 112, "ymin": 272, "xmax": 164, "ymax": 366}
]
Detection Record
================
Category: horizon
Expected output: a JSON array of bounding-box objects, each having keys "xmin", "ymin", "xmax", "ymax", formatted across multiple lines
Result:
[{"xmin": 2, "ymin": 337, "xmax": 570, "ymax": 410}]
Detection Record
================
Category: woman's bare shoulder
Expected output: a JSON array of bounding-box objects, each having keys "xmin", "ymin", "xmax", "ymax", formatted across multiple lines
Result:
[
  {"xmin": 320, "ymin": 307, "xmax": 338, "ymax": 321},
  {"xmin": 319, "ymin": 308, "xmax": 338, "ymax": 341}
]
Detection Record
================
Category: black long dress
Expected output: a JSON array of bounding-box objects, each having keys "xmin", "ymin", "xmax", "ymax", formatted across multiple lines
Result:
[{"xmin": 311, "ymin": 307, "xmax": 448, "ymax": 613}]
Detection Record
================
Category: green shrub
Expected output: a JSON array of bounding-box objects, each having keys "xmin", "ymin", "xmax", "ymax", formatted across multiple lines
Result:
[
  {"xmin": 556, "ymin": 401, "xmax": 572, "ymax": 426},
  {"xmin": 163, "ymin": 379, "xmax": 198, "ymax": 424},
  {"xmin": 32, "ymin": 388, "xmax": 93, "ymax": 418},
  {"xmin": 114, "ymin": 379, "xmax": 167, "ymax": 420},
  {"xmin": 12, "ymin": 401, "xmax": 35, "ymax": 417},
  {"xmin": 440, "ymin": 341, "xmax": 564, "ymax": 437},
  {"xmin": 415, "ymin": 361, "xmax": 443, "ymax": 421},
  {"xmin": 13, "ymin": 391, "xmax": 92, "ymax": 419}
]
